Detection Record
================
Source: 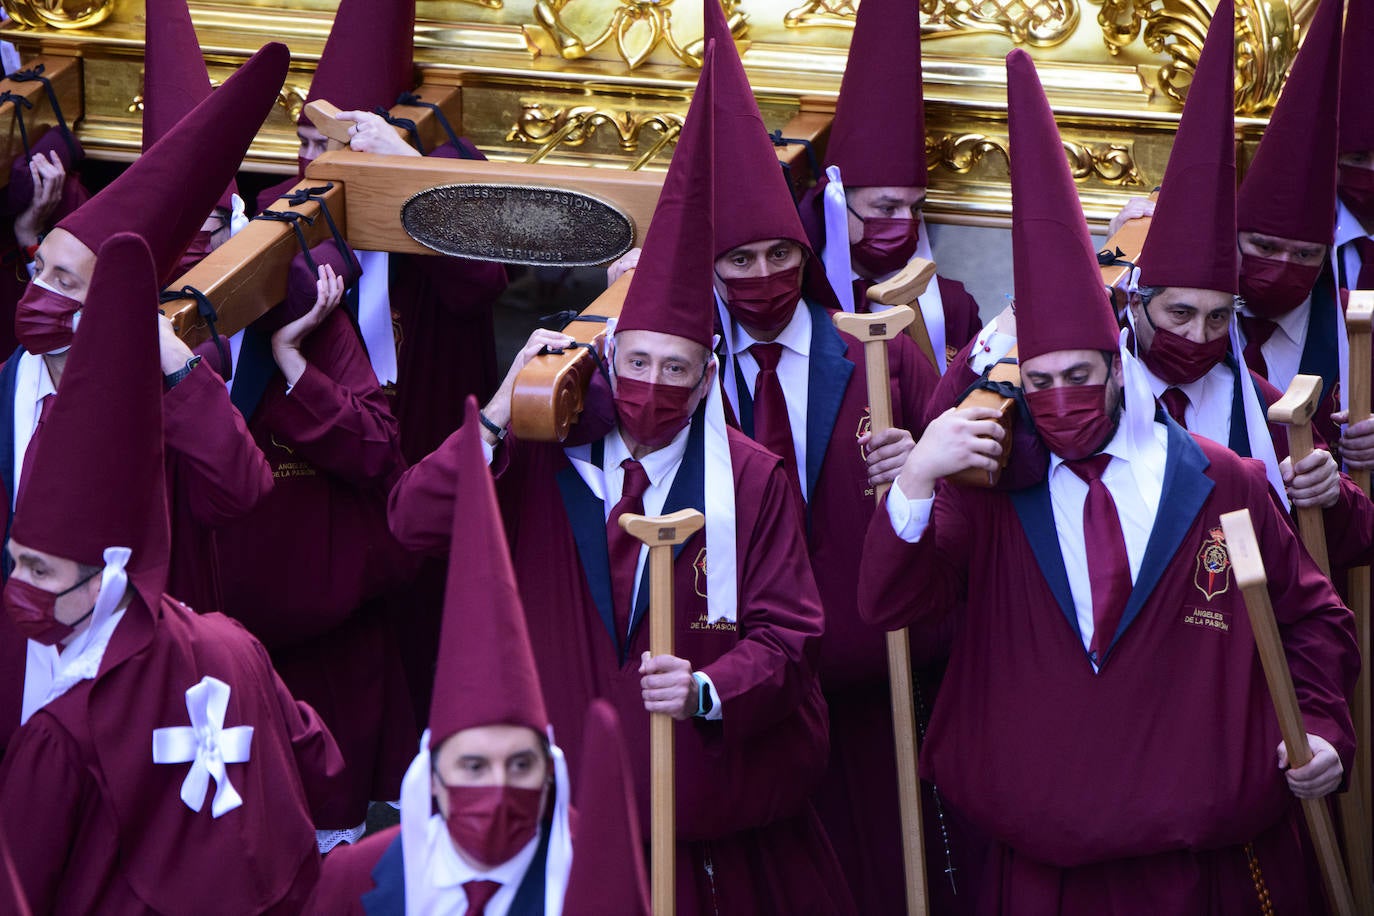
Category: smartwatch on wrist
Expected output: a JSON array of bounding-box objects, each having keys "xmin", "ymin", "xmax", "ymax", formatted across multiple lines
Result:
[{"xmin": 164, "ymin": 355, "xmax": 202, "ymax": 390}]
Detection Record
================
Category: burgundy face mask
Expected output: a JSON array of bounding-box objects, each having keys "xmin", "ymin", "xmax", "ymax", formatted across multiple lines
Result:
[
  {"xmin": 1339, "ymin": 164, "xmax": 1374, "ymax": 230},
  {"xmin": 443, "ymin": 783, "xmax": 544, "ymax": 867},
  {"xmin": 15, "ymin": 280, "xmax": 81, "ymax": 355},
  {"xmin": 1143, "ymin": 325, "xmax": 1229, "ymax": 386},
  {"xmin": 718, "ymin": 266, "xmax": 803, "ymax": 333},
  {"xmin": 850, "ymin": 211, "xmax": 919, "ymax": 276},
  {"xmin": 613, "ymin": 373, "xmax": 701, "ymax": 450},
  {"xmin": 1238, "ymin": 254, "xmax": 1322, "ymax": 319},
  {"xmin": 1025, "ymin": 383, "xmax": 1118, "ymax": 461},
  {"xmin": 4, "ymin": 571, "xmax": 98, "ymax": 647}
]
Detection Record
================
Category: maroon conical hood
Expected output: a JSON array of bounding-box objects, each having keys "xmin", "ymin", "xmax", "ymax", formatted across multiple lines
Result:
[
  {"xmin": 706, "ymin": 0, "xmax": 808, "ymax": 257},
  {"xmin": 1138, "ymin": 0, "xmax": 1236, "ymax": 293},
  {"xmin": 562, "ymin": 701, "xmax": 651, "ymax": 916},
  {"xmin": 143, "ymin": 0, "xmax": 211, "ymax": 148},
  {"xmin": 58, "ymin": 42, "xmax": 288, "ymax": 286},
  {"xmin": 301, "ymin": 0, "xmax": 415, "ymax": 126},
  {"xmin": 11, "ymin": 233, "xmax": 169, "ymax": 609},
  {"xmin": 824, "ymin": 0, "xmax": 925, "ymax": 187},
  {"xmin": 616, "ymin": 41, "xmax": 716, "ymax": 349},
  {"xmin": 1340, "ymin": 0, "xmax": 1374, "ymax": 153},
  {"xmin": 143, "ymin": 0, "xmax": 239, "ymax": 210},
  {"xmin": 429, "ymin": 398, "xmax": 549, "ymax": 749},
  {"xmin": 1236, "ymin": 0, "xmax": 1343, "ymax": 245},
  {"xmin": 1006, "ymin": 50, "xmax": 1118, "ymax": 362}
]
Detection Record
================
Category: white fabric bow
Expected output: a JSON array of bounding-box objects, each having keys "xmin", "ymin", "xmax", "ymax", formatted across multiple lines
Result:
[{"xmin": 152, "ymin": 676, "xmax": 254, "ymax": 818}]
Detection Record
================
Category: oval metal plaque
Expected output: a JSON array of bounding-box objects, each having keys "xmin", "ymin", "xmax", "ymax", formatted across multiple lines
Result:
[{"xmin": 400, "ymin": 183, "xmax": 635, "ymax": 267}]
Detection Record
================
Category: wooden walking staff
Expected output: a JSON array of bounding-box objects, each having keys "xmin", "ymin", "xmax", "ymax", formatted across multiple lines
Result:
[
  {"xmin": 619, "ymin": 507, "xmax": 705, "ymax": 916},
  {"xmin": 1219, "ymin": 509, "xmax": 1358, "ymax": 916},
  {"xmin": 832, "ymin": 304, "xmax": 930, "ymax": 916},
  {"xmin": 1345, "ymin": 291, "xmax": 1374, "ymax": 833},
  {"xmin": 1268, "ymin": 373, "xmax": 1374, "ymax": 906}
]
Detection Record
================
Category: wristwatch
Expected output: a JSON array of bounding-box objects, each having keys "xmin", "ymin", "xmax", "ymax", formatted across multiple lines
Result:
[{"xmin": 164, "ymin": 355, "xmax": 202, "ymax": 390}]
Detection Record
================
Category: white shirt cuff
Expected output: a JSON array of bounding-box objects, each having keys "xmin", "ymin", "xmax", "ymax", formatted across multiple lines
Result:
[
  {"xmin": 967, "ymin": 316, "xmax": 1017, "ymax": 375},
  {"xmin": 693, "ymin": 671, "xmax": 723, "ymax": 721},
  {"xmin": 885, "ymin": 478, "xmax": 934, "ymax": 543},
  {"xmin": 481, "ymin": 438, "xmax": 494, "ymax": 466}
]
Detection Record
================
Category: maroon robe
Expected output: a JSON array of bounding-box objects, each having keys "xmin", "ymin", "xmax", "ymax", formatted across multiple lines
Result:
[
  {"xmin": 0, "ymin": 594, "xmax": 345, "ymax": 914},
  {"xmin": 213, "ymin": 309, "xmax": 415, "ymax": 827},
  {"xmin": 0, "ymin": 358, "xmax": 271, "ymax": 761},
  {"xmin": 389, "ymin": 418, "xmax": 856, "ymax": 915},
  {"xmin": 857, "ymin": 423, "xmax": 1358, "ymax": 913}
]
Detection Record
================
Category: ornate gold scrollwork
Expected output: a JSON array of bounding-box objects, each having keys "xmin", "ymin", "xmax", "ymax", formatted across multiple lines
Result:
[
  {"xmin": 928, "ymin": 132, "xmax": 1145, "ymax": 186},
  {"xmin": 2, "ymin": 0, "xmax": 113, "ymax": 30},
  {"xmin": 1094, "ymin": 0, "xmax": 1296, "ymax": 114},
  {"xmin": 786, "ymin": 0, "xmax": 1080, "ymax": 45},
  {"xmin": 530, "ymin": 0, "xmax": 745, "ymax": 69},
  {"xmin": 507, "ymin": 102, "xmax": 683, "ymax": 162},
  {"xmin": 278, "ymin": 85, "xmax": 309, "ymax": 123}
]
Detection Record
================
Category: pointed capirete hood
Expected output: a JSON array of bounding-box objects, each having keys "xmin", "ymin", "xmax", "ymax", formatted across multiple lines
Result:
[
  {"xmin": 1236, "ymin": 0, "xmax": 1343, "ymax": 245},
  {"xmin": 11, "ymin": 233, "xmax": 170, "ymax": 610},
  {"xmin": 1138, "ymin": 0, "xmax": 1237, "ymax": 293},
  {"xmin": 823, "ymin": 0, "xmax": 926, "ymax": 188},
  {"xmin": 615, "ymin": 40, "xmax": 718, "ymax": 349},
  {"xmin": 1006, "ymin": 49, "xmax": 1118, "ymax": 362},
  {"xmin": 561, "ymin": 700, "xmax": 651, "ymax": 916},
  {"xmin": 428, "ymin": 397, "xmax": 550, "ymax": 748},
  {"xmin": 300, "ymin": 0, "xmax": 415, "ymax": 126},
  {"xmin": 57, "ymin": 42, "xmax": 288, "ymax": 286}
]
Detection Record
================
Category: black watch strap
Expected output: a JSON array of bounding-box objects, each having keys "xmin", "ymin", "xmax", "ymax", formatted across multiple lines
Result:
[{"xmin": 164, "ymin": 355, "xmax": 202, "ymax": 390}]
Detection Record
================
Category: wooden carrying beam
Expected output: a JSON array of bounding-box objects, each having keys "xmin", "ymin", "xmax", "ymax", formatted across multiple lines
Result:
[
  {"xmin": 772, "ymin": 100, "xmax": 832, "ymax": 196},
  {"xmin": 304, "ymin": 150, "xmax": 664, "ymax": 255},
  {"xmin": 1219, "ymin": 509, "xmax": 1357, "ymax": 916},
  {"xmin": 1099, "ymin": 190, "xmax": 1158, "ymax": 311},
  {"xmin": 0, "ymin": 56, "xmax": 82, "ymax": 191},
  {"xmin": 949, "ymin": 345, "xmax": 1020, "ymax": 489},
  {"xmin": 510, "ymin": 270, "xmax": 629, "ymax": 441},
  {"xmin": 162, "ymin": 181, "xmax": 346, "ymax": 347}
]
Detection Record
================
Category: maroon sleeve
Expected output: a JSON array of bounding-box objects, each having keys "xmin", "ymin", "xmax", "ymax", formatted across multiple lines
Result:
[
  {"xmin": 0, "ymin": 716, "xmax": 88, "ymax": 912},
  {"xmin": 936, "ymin": 275, "xmax": 984, "ymax": 354},
  {"xmin": 857, "ymin": 484, "xmax": 972, "ymax": 632},
  {"xmin": 162, "ymin": 362, "xmax": 273, "ymax": 526},
  {"xmin": 387, "ymin": 424, "xmax": 467, "ymax": 555},
  {"xmin": 700, "ymin": 456, "xmax": 825, "ymax": 740},
  {"xmin": 889, "ymin": 331, "xmax": 940, "ymax": 437},
  {"xmin": 1249, "ymin": 460, "xmax": 1361, "ymax": 772},
  {"xmin": 261, "ymin": 638, "xmax": 349, "ymax": 824},
  {"xmin": 922, "ymin": 337, "xmax": 980, "ymax": 427},
  {"xmin": 265, "ymin": 312, "xmax": 404, "ymax": 487}
]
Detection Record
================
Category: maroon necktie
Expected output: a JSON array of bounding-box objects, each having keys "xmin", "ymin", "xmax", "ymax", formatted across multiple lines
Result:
[
  {"xmin": 462, "ymin": 879, "xmax": 501, "ymax": 916},
  {"xmin": 1355, "ymin": 237, "xmax": 1374, "ymax": 290},
  {"xmin": 1066, "ymin": 454, "xmax": 1131, "ymax": 666},
  {"xmin": 607, "ymin": 459, "xmax": 650, "ymax": 652},
  {"xmin": 852, "ymin": 278, "xmax": 873, "ymax": 313},
  {"xmin": 1238, "ymin": 315, "xmax": 1278, "ymax": 380},
  {"xmin": 750, "ymin": 343, "xmax": 801, "ymax": 495},
  {"xmin": 1160, "ymin": 387, "xmax": 1190, "ymax": 428}
]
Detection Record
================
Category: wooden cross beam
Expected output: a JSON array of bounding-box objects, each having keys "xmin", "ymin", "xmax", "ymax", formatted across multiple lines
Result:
[
  {"xmin": 162, "ymin": 181, "xmax": 345, "ymax": 347},
  {"xmin": 0, "ymin": 56, "xmax": 82, "ymax": 191}
]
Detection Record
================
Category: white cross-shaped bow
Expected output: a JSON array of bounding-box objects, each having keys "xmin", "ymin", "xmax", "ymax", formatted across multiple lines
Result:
[{"xmin": 152, "ymin": 676, "xmax": 254, "ymax": 818}]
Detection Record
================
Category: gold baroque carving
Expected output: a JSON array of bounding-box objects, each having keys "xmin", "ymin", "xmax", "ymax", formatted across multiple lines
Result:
[
  {"xmin": 507, "ymin": 102, "xmax": 683, "ymax": 155},
  {"xmin": 530, "ymin": 0, "xmax": 746, "ymax": 69},
  {"xmin": 2, "ymin": 0, "xmax": 113, "ymax": 30},
  {"xmin": 1094, "ymin": 0, "xmax": 1296, "ymax": 114},
  {"xmin": 928, "ymin": 132, "xmax": 1145, "ymax": 187},
  {"xmin": 785, "ymin": 0, "xmax": 1080, "ymax": 48},
  {"xmin": 129, "ymin": 79, "xmax": 306, "ymax": 121}
]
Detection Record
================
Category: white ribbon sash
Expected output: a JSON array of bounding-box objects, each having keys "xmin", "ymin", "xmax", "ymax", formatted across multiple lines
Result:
[{"xmin": 152, "ymin": 675, "xmax": 254, "ymax": 818}]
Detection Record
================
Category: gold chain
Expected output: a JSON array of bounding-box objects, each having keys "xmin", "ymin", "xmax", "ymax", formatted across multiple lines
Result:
[{"xmin": 1244, "ymin": 842, "xmax": 1275, "ymax": 916}]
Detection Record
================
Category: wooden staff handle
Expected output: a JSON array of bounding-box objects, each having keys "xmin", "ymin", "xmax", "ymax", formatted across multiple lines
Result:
[
  {"xmin": 832, "ymin": 305, "xmax": 930, "ymax": 916},
  {"xmin": 1346, "ymin": 291, "xmax": 1374, "ymax": 841},
  {"xmin": 1268, "ymin": 374, "xmax": 1330, "ymax": 577},
  {"xmin": 619, "ymin": 508, "xmax": 705, "ymax": 916},
  {"xmin": 1220, "ymin": 509, "xmax": 1357, "ymax": 916},
  {"xmin": 866, "ymin": 258, "xmax": 939, "ymax": 371}
]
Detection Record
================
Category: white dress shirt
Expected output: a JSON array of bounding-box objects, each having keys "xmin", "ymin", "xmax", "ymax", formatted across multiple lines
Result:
[
  {"xmin": 1141, "ymin": 360, "xmax": 1235, "ymax": 445},
  {"xmin": 421, "ymin": 812, "xmax": 542, "ymax": 916},
  {"xmin": 966, "ymin": 315, "xmax": 1018, "ymax": 376},
  {"xmin": 887, "ymin": 419, "xmax": 1168, "ymax": 666},
  {"xmin": 722, "ymin": 301, "xmax": 812, "ymax": 500},
  {"xmin": 1238, "ymin": 298, "xmax": 1310, "ymax": 393}
]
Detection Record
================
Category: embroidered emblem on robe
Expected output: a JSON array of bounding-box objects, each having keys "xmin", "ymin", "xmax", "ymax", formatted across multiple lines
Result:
[{"xmin": 1195, "ymin": 526, "xmax": 1231, "ymax": 601}]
